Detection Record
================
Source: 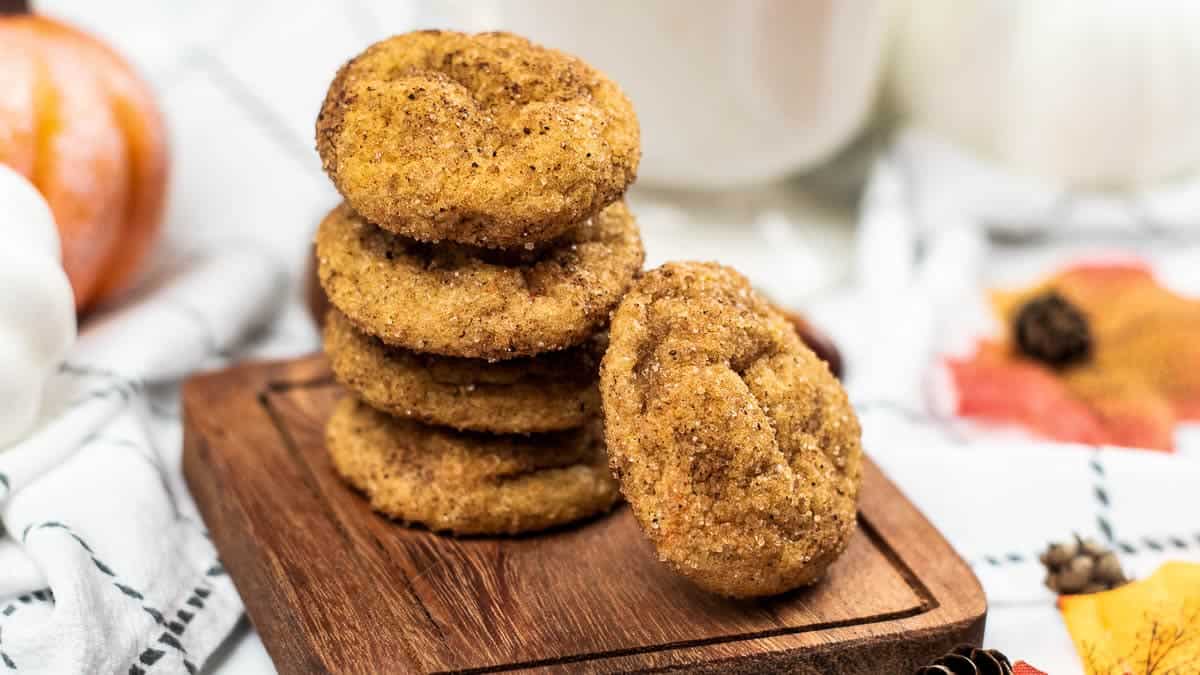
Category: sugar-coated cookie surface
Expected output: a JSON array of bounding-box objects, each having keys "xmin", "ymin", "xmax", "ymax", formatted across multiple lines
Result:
[
  {"xmin": 324, "ymin": 309, "xmax": 602, "ymax": 434},
  {"xmin": 317, "ymin": 30, "xmax": 640, "ymax": 249},
  {"xmin": 327, "ymin": 397, "xmax": 620, "ymax": 535},
  {"xmin": 600, "ymin": 262, "xmax": 863, "ymax": 597},
  {"xmin": 316, "ymin": 200, "xmax": 642, "ymax": 360}
]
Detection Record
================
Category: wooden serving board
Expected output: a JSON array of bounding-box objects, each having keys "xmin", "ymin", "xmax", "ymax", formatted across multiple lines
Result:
[{"xmin": 182, "ymin": 354, "xmax": 986, "ymax": 674}]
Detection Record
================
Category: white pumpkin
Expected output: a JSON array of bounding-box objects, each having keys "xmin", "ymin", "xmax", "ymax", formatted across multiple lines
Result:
[
  {"xmin": 0, "ymin": 164, "xmax": 77, "ymax": 449},
  {"xmin": 891, "ymin": 0, "xmax": 1200, "ymax": 188}
]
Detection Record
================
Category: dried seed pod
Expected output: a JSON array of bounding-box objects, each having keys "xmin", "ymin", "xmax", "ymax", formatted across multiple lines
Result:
[
  {"xmin": 1068, "ymin": 555, "xmax": 1095, "ymax": 577},
  {"xmin": 1013, "ymin": 291, "xmax": 1092, "ymax": 367},
  {"xmin": 1056, "ymin": 568, "xmax": 1090, "ymax": 594},
  {"xmin": 1040, "ymin": 535, "xmax": 1129, "ymax": 595},
  {"xmin": 1095, "ymin": 552, "xmax": 1125, "ymax": 584},
  {"xmin": 1043, "ymin": 573, "xmax": 1059, "ymax": 593},
  {"xmin": 1042, "ymin": 539, "xmax": 1078, "ymax": 567}
]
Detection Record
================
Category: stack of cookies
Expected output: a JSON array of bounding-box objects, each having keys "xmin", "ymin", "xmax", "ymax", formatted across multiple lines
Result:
[{"xmin": 312, "ymin": 31, "xmax": 643, "ymax": 535}]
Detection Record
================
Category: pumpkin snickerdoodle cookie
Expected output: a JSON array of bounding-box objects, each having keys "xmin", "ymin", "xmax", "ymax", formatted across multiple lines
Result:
[
  {"xmin": 316, "ymin": 200, "xmax": 642, "ymax": 360},
  {"xmin": 324, "ymin": 309, "xmax": 603, "ymax": 434},
  {"xmin": 600, "ymin": 262, "xmax": 863, "ymax": 597},
  {"xmin": 326, "ymin": 397, "xmax": 620, "ymax": 535},
  {"xmin": 316, "ymin": 30, "xmax": 640, "ymax": 249}
]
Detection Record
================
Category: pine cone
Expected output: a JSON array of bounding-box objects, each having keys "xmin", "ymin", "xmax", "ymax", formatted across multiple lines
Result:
[
  {"xmin": 916, "ymin": 644, "xmax": 1014, "ymax": 675},
  {"xmin": 1040, "ymin": 535, "xmax": 1128, "ymax": 594},
  {"xmin": 1013, "ymin": 291, "xmax": 1092, "ymax": 367}
]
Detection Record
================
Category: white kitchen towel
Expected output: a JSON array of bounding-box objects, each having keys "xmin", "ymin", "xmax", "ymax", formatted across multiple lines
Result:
[{"xmin": 0, "ymin": 246, "xmax": 305, "ymax": 674}]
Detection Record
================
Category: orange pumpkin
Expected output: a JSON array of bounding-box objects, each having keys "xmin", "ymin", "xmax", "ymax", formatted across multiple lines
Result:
[{"xmin": 0, "ymin": 8, "xmax": 167, "ymax": 312}]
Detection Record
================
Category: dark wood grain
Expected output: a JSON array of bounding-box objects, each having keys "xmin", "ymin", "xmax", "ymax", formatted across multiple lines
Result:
[
  {"xmin": 0, "ymin": 0, "xmax": 29, "ymax": 16},
  {"xmin": 183, "ymin": 354, "xmax": 986, "ymax": 674}
]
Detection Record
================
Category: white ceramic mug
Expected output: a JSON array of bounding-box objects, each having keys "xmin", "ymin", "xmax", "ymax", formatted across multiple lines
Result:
[{"xmin": 438, "ymin": 0, "xmax": 893, "ymax": 189}]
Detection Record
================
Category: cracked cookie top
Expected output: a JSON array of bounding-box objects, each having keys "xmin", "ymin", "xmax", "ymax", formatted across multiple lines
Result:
[
  {"xmin": 600, "ymin": 261, "xmax": 862, "ymax": 597},
  {"xmin": 316, "ymin": 200, "xmax": 642, "ymax": 360},
  {"xmin": 316, "ymin": 30, "xmax": 640, "ymax": 249}
]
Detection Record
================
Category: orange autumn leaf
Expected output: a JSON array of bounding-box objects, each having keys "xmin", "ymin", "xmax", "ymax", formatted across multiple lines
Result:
[
  {"xmin": 1014, "ymin": 663, "xmax": 1048, "ymax": 675},
  {"xmin": 947, "ymin": 344, "xmax": 1108, "ymax": 445},
  {"xmin": 1059, "ymin": 561, "xmax": 1200, "ymax": 674},
  {"xmin": 948, "ymin": 261, "xmax": 1200, "ymax": 451}
]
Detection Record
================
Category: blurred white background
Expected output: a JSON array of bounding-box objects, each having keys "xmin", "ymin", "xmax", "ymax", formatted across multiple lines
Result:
[
  {"xmin": 15, "ymin": 1, "xmax": 1200, "ymax": 672},
  {"xmin": 32, "ymin": 0, "xmax": 877, "ymax": 314}
]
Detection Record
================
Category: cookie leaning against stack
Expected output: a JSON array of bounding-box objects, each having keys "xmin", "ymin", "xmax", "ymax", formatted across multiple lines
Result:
[
  {"xmin": 601, "ymin": 262, "xmax": 863, "ymax": 597},
  {"xmin": 314, "ymin": 30, "xmax": 643, "ymax": 535}
]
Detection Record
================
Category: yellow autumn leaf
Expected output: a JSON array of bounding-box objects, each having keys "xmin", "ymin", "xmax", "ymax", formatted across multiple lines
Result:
[{"xmin": 1060, "ymin": 561, "xmax": 1200, "ymax": 674}]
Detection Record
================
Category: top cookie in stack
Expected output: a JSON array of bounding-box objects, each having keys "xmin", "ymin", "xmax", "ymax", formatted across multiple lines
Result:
[
  {"xmin": 317, "ymin": 30, "xmax": 640, "ymax": 252},
  {"xmin": 313, "ymin": 31, "xmax": 643, "ymax": 536}
]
